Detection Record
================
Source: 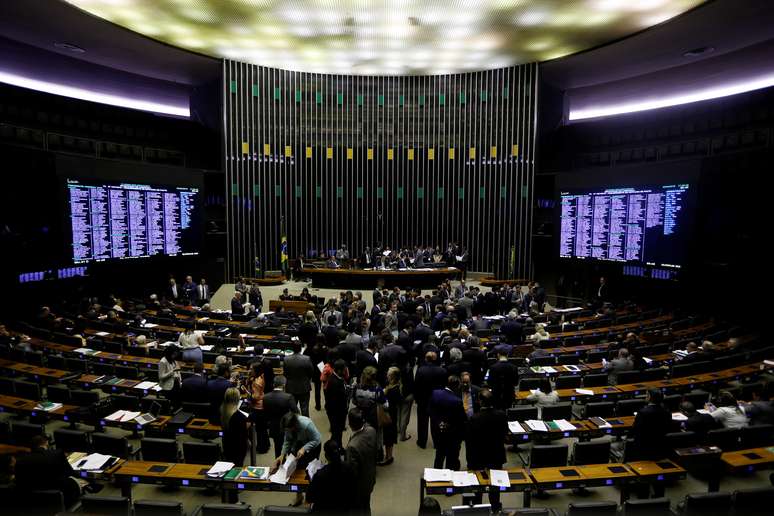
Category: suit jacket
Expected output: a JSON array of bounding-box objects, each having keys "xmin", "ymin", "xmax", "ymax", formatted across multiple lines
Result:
[
  {"xmin": 355, "ymin": 349, "xmax": 377, "ymax": 377},
  {"xmin": 630, "ymin": 403, "xmax": 671, "ymax": 460},
  {"xmin": 181, "ymin": 282, "xmax": 196, "ymax": 302},
  {"xmin": 414, "ymin": 364, "xmax": 448, "ymax": 405},
  {"xmin": 684, "ymin": 412, "xmax": 717, "ymax": 438},
  {"xmin": 324, "ymin": 373, "xmax": 348, "ymax": 416},
  {"xmin": 465, "ymin": 408, "xmax": 508, "ymax": 468},
  {"xmin": 231, "ymin": 298, "xmax": 245, "ymax": 315},
  {"xmin": 166, "ymin": 285, "xmax": 180, "ymax": 302},
  {"xmin": 15, "ymin": 447, "xmax": 75, "ymax": 492},
  {"xmin": 195, "ymin": 284, "xmax": 210, "ymax": 302},
  {"xmin": 488, "ymin": 360, "xmax": 519, "ymax": 409},
  {"xmin": 347, "ymin": 425, "xmax": 377, "ymax": 496},
  {"xmin": 263, "ymin": 390, "xmax": 297, "ymax": 436},
  {"xmin": 680, "ymin": 351, "xmax": 709, "ymax": 365},
  {"xmin": 429, "ymin": 388, "xmax": 467, "ymax": 441},
  {"xmin": 207, "ymin": 376, "xmax": 234, "ymax": 424},
  {"xmin": 181, "ymin": 373, "xmax": 207, "ymax": 403},
  {"xmin": 499, "ymin": 320, "xmax": 523, "ymax": 344},
  {"xmin": 283, "ymin": 353, "xmax": 315, "ymax": 395}
]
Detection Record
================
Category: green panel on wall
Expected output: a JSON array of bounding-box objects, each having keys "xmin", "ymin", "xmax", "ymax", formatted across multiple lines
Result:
[
  {"xmin": 229, "ymin": 80, "xmax": 237, "ymax": 93},
  {"xmin": 251, "ymin": 84, "xmax": 258, "ymax": 97},
  {"xmin": 397, "ymin": 186, "xmax": 404, "ymax": 199},
  {"xmin": 376, "ymin": 187, "xmax": 384, "ymax": 199},
  {"xmin": 438, "ymin": 94, "xmax": 445, "ymax": 106},
  {"xmin": 480, "ymin": 90, "xmax": 488, "ymax": 102},
  {"xmin": 418, "ymin": 95, "xmax": 425, "ymax": 106},
  {"xmin": 399, "ymin": 95, "xmax": 404, "ymax": 107},
  {"xmin": 253, "ymin": 185, "xmax": 260, "ymax": 197},
  {"xmin": 295, "ymin": 90, "xmax": 302, "ymax": 102},
  {"xmin": 417, "ymin": 186, "xmax": 425, "ymax": 199},
  {"xmin": 336, "ymin": 186, "xmax": 343, "ymax": 198},
  {"xmin": 273, "ymin": 87, "xmax": 281, "ymax": 100},
  {"xmin": 274, "ymin": 185, "xmax": 281, "ymax": 197},
  {"xmin": 479, "ymin": 186, "xmax": 486, "ymax": 199},
  {"xmin": 356, "ymin": 94, "xmax": 363, "ymax": 106},
  {"xmin": 500, "ymin": 186, "xmax": 507, "ymax": 198},
  {"xmin": 337, "ymin": 92, "xmax": 343, "ymax": 105},
  {"xmin": 315, "ymin": 185, "xmax": 321, "ymax": 198},
  {"xmin": 502, "ymin": 86, "xmax": 509, "ymax": 98},
  {"xmin": 231, "ymin": 183, "xmax": 238, "ymax": 195},
  {"xmin": 315, "ymin": 91, "xmax": 322, "ymax": 104},
  {"xmin": 377, "ymin": 95, "xmax": 384, "ymax": 106},
  {"xmin": 437, "ymin": 187, "xmax": 444, "ymax": 199},
  {"xmin": 521, "ymin": 188, "xmax": 528, "ymax": 198},
  {"xmin": 295, "ymin": 185, "xmax": 302, "ymax": 198},
  {"xmin": 458, "ymin": 187, "xmax": 465, "ymax": 199},
  {"xmin": 356, "ymin": 186, "xmax": 363, "ymax": 199},
  {"xmin": 459, "ymin": 91, "xmax": 466, "ymax": 104}
]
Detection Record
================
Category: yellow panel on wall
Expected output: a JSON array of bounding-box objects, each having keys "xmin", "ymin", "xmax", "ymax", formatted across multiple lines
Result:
[
  {"xmin": 326, "ymin": 147, "xmax": 333, "ymax": 159},
  {"xmin": 408, "ymin": 148, "xmax": 414, "ymax": 160},
  {"xmin": 448, "ymin": 147, "xmax": 455, "ymax": 160},
  {"xmin": 285, "ymin": 145, "xmax": 292, "ymax": 157},
  {"xmin": 469, "ymin": 147, "xmax": 476, "ymax": 159},
  {"xmin": 241, "ymin": 142, "xmax": 249, "ymax": 154},
  {"xmin": 490, "ymin": 146, "xmax": 497, "ymax": 158},
  {"xmin": 367, "ymin": 148, "xmax": 374, "ymax": 160},
  {"xmin": 428, "ymin": 148, "xmax": 435, "ymax": 160},
  {"xmin": 263, "ymin": 143, "xmax": 270, "ymax": 156},
  {"xmin": 306, "ymin": 146, "xmax": 313, "ymax": 158},
  {"xmin": 347, "ymin": 148, "xmax": 353, "ymax": 160},
  {"xmin": 512, "ymin": 144, "xmax": 519, "ymax": 157},
  {"xmin": 387, "ymin": 148, "xmax": 394, "ymax": 160}
]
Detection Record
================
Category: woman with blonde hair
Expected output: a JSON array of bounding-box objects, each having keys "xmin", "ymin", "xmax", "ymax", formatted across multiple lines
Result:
[
  {"xmin": 380, "ymin": 366, "xmax": 403, "ymax": 466},
  {"xmin": 220, "ymin": 387, "xmax": 249, "ymax": 466},
  {"xmin": 353, "ymin": 365, "xmax": 386, "ymax": 460}
]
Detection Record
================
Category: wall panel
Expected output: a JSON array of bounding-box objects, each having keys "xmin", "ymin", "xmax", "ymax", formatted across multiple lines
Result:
[{"xmin": 223, "ymin": 60, "xmax": 538, "ymax": 280}]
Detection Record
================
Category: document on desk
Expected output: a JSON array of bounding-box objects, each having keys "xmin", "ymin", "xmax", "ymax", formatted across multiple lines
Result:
[
  {"xmin": 104, "ymin": 410, "xmax": 141, "ymax": 422},
  {"xmin": 575, "ymin": 388, "xmax": 595, "ymax": 396},
  {"xmin": 71, "ymin": 453, "xmax": 115, "ymax": 471},
  {"xmin": 424, "ymin": 468, "xmax": 453, "ymax": 482},
  {"xmin": 542, "ymin": 366, "xmax": 557, "ymax": 373},
  {"xmin": 508, "ymin": 421, "xmax": 526, "ymax": 434},
  {"xmin": 134, "ymin": 381, "xmax": 157, "ymax": 390},
  {"xmin": 525, "ymin": 420, "xmax": 548, "ymax": 432},
  {"xmin": 95, "ymin": 331, "xmax": 111, "ymax": 337},
  {"xmin": 553, "ymin": 419, "xmax": 577, "ymax": 432},
  {"xmin": 490, "ymin": 469, "xmax": 510, "ymax": 488},
  {"xmin": 564, "ymin": 365, "xmax": 580, "ymax": 372},
  {"xmin": 452, "ymin": 472, "xmax": 479, "ymax": 487},
  {"xmin": 34, "ymin": 401, "xmax": 63, "ymax": 412},
  {"xmin": 306, "ymin": 459, "xmax": 324, "ymax": 480},
  {"xmin": 671, "ymin": 412, "xmax": 688, "ymax": 421},
  {"xmin": 200, "ymin": 345, "xmax": 214, "ymax": 351},
  {"xmin": 270, "ymin": 454, "xmax": 297, "ymax": 485},
  {"xmin": 206, "ymin": 461, "xmax": 235, "ymax": 478}
]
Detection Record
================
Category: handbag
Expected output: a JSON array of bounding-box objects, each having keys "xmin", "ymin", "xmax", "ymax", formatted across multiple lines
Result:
[{"xmin": 376, "ymin": 403, "xmax": 392, "ymax": 427}]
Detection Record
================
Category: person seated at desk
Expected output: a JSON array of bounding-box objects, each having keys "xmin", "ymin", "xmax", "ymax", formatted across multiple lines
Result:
[
  {"xmin": 603, "ymin": 348, "xmax": 633, "ymax": 385},
  {"xmin": 526, "ymin": 378, "xmax": 560, "ymax": 410},
  {"xmin": 528, "ymin": 342, "xmax": 550, "ymax": 361},
  {"xmin": 528, "ymin": 322, "xmax": 551, "ymax": 343},
  {"xmin": 708, "ymin": 390, "xmax": 749, "ymax": 429},
  {"xmin": 326, "ymin": 256, "xmax": 341, "ymax": 269},
  {"xmin": 279, "ymin": 288, "xmax": 292, "ymax": 301},
  {"xmin": 742, "ymin": 383, "xmax": 774, "ymax": 426},
  {"xmin": 273, "ymin": 412, "xmax": 322, "ymax": 506},
  {"xmin": 679, "ymin": 341, "xmax": 709, "ymax": 364},
  {"xmin": 680, "ymin": 401, "xmax": 716, "ymax": 439},
  {"xmin": 305, "ymin": 439, "xmax": 355, "ymax": 514}
]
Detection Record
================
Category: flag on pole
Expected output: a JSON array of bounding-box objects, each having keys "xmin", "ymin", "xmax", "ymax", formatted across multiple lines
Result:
[{"xmin": 280, "ymin": 217, "xmax": 288, "ymax": 276}]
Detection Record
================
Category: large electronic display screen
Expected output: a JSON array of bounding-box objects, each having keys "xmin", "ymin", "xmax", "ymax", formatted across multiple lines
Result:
[
  {"xmin": 66, "ymin": 179, "xmax": 201, "ymax": 264},
  {"xmin": 559, "ymin": 183, "xmax": 691, "ymax": 269}
]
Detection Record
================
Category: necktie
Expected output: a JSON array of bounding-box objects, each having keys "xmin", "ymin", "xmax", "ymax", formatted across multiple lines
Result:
[{"xmin": 463, "ymin": 392, "xmax": 473, "ymax": 417}]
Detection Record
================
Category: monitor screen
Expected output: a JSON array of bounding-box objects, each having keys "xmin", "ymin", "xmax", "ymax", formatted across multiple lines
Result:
[
  {"xmin": 559, "ymin": 183, "xmax": 692, "ymax": 269},
  {"xmin": 66, "ymin": 178, "xmax": 201, "ymax": 264}
]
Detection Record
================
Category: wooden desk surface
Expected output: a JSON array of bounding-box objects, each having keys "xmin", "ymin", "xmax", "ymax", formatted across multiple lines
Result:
[
  {"xmin": 0, "ymin": 443, "xmax": 29, "ymax": 454},
  {"xmin": 226, "ymin": 467, "xmax": 310, "ymax": 486},
  {"xmin": 0, "ymin": 359, "xmax": 72, "ymax": 380},
  {"xmin": 721, "ymin": 447, "xmax": 774, "ymax": 470},
  {"xmin": 185, "ymin": 418, "xmax": 222, "ymax": 434},
  {"xmin": 165, "ymin": 463, "xmax": 213, "ymax": 479},
  {"xmin": 305, "ymin": 267, "xmax": 458, "ymax": 276},
  {"xmin": 0, "ymin": 394, "xmax": 77, "ymax": 418},
  {"xmin": 426, "ymin": 467, "xmax": 533, "ymax": 489},
  {"xmin": 626, "ymin": 459, "xmax": 686, "ymax": 478},
  {"xmin": 550, "ymin": 315, "xmax": 673, "ymax": 340},
  {"xmin": 576, "ymin": 464, "xmax": 637, "ymax": 480},
  {"xmin": 530, "ymin": 466, "xmax": 583, "ymax": 484},
  {"xmin": 114, "ymin": 461, "xmax": 174, "ymax": 478}
]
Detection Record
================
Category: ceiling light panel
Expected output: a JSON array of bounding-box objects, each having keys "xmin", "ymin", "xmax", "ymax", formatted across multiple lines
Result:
[{"xmin": 65, "ymin": 0, "xmax": 705, "ymax": 75}]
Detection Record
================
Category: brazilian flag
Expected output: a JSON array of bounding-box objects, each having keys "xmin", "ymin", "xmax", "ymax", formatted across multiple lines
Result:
[{"xmin": 280, "ymin": 221, "xmax": 288, "ymax": 276}]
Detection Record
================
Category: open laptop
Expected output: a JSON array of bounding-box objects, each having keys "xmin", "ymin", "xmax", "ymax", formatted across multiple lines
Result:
[{"xmin": 135, "ymin": 401, "xmax": 161, "ymax": 425}]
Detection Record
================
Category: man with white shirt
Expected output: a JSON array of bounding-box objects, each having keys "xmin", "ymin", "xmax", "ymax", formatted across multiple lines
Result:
[
  {"xmin": 166, "ymin": 278, "xmax": 179, "ymax": 302},
  {"xmin": 196, "ymin": 278, "xmax": 210, "ymax": 306}
]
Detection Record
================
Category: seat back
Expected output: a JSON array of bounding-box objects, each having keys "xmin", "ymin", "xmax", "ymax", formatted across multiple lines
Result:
[
  {"xmin": 566, "ymin": 501, "xmax": 618, "ymax": 516},
  {"xmin": 540, "ymin": 402, "xmax": 573, "ymax": 421},
  {"xmin": 70, "ymin": 389, "xmax": 100, "ymax": 406},
  {"xmin": 530, "ymin": 444, "xmax": 568, "ymax": 468},
  {"xmin": 683, "ymin": 492, "xmax": 733, "ymax": 516},
  {"xmin": 518, "ymin": 378, "xmax": 543, "ymax": 392},
  {"xmin": 46, "ymin": 384, "xmax": 71, "ymax": 403},
  {"xmin": 53, "ymin": 428, "xmax": 90, "ymax": 453},
  {"xmin": 583, "ymin": 374, "xmax": 608, "ymax": 387},
  {"xmin": 555, "ymin": 375, "xmax": 581, "ymax": 389},
  {"xmin": 572, "ymin": 440, "xmax": 611, "ymax": 465},
  {"xmin": 664, "ymin": 431, "xmax": 698, "ymax": 451},
  {"xmin": 183, "ymin": 441, "xmax": 221, "ymax": 464},
  {"xmin": 182, "ymin": 402, "xmax": 211, "ymax": 418},
  {"xmin": 623, "ymin": 498, "xmax": 671, "ymax": 516},
  {"xmin": 529, "ymin": 356, "xmax": 557, "ymax": 367},
  {"xmin": 706, "ymin": 428, "xmax": 741, "ymax": 452},
  {"xmin": 733, "ymin": 487, "xmax": 774, "ymax": 516},
  {"xmin": 115, "ymin": 365, "xmax": 140, "ymax": 380},
  {"xmin": 112, "ymin": 394, "xmax": 141, "ymax": 411},
  {"xmin": 200, "ymin": 503, "xmax": 252, "ymax": 516},
  {"xmin": 11, "ymin": 421, "xmax": 45, "ymax": 446},
  {"xmin": 616, "ymin": 399, "xmax": 647, "ymax": 417},
  {"xmin": 64, "ymin": 358, "xmax": 89, "ymax": 373},
  {"xmin": 133, "ymin": 500, "xmax": 184, "ymax": 516},
  {"xmin": 90, "ymin": 362, "xmax": 115, "ymax": 376},
  {"xmin": 584, "ymin": 402, "xmax": 615, "ymax": 419},
  {"xmin": 615, "ymin": 370, "xmax": 643, "ymax": 385},
  {"xmin": 260, "ymin": 506, "xmax": 312, "ymax": 515},
  {"xmin": 0, "ymin": 377, "xmax": 14, "ymax": 395},
  {"xmin": 13, "ymin": 380, "xmax": 41, "ymax": 401},
  {"xmin": 81, "ymin": 495, "xmax": 131, "ymax": 516},
  {"xmin": 740, "ymin": 424, "xmax": 774, "ymax": 449},
  {"xmin": 507, "ymin": 406, "xmax": 538, "ymax": 422},
  {"xmin": 140, "ymin": 438, "xmax": 178, "ymax": 463},
  {"xmin": 92, "ymin": 433, "xmax": 132, "ymax": 459},
  {"xmin": 28, "ymin": 489, "xmax": 65, "ymax": 515}
]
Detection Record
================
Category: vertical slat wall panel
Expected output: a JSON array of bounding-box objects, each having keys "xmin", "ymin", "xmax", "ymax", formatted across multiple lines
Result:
[{"xmin": 223, "ymin": 61, "xmax": 538, "ymax": 281}]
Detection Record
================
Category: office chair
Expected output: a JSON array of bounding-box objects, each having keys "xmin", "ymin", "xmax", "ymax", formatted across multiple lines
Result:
[
  {"xmin": 46, "ymin": 384, "xmax": 71, "ymax": 403},
  {"xmin": 90, "ymin": 362, "xmax": 115, "ymax": 376},
  {"xmin": 555, "ymin": 375, "xmax": 581, "ymax": 389},
  {"xmin": 582, "ymin": 374, "xmax": 608, "ymax": 387},
  {"xmin": 740, "ymin": 424, "xmax": 774, "ymax": 449},
  {"xmin": 81, "ymin": 495, "xmax": 131, "ymax": 516},
  {"xmin": 572, "ymin": 440, "xmax": 611, "ymax": 465},
  {"xmin": 46, "ymin": 354, "xmax": 66, "ymax": 370},
  {"xmin": 134, "ymin": 500, "xmax": 184, "ymax": 516},
  {"xmin": 682, "ymin": 391, "xmax": 710, "ymax": 408},
  {"xmin": 706, "ymin": 428, "xmax": 741, "ymax": 452},
  {"xmin": 115, "ymin": 364, "xmax": 140, "ymax": 380},
  {"xmin": 182, "ymin": 402, "xmax": 211, "ymax": 419},
  {"xmin": 518, "ymin": 378, "xmax": 543, "ymax": 392},
  {"xmin": 584, "ymin": 402, "xmax": 616, "ymax": 419},
  {"xmin": 507, "ymin": 406, "xmax": 538, "ymax": 422},
  {"xmin": 70, "ymin": 389, "xmax": 101, "ymax": 406},
  {"xmin": 732, "ymin": 487, "xmax": 774, "ymax": 516},
  {"xmin": 623, "ymin": 498, "xmax": 671, "ymax": 516},
  {"xmin": 0, "ymin": 377, "xmax": 14, "ymax": 395},
  {"xmin": 615, "ymin": 370, "xmax": 643, "ymax": 385},
  {"xmin": 557, "ymin": 354, "xmax": 581, "ymax": 365},
  {"xmin": 53, "ymin": 428, "xmax": 90, "ymax": 453},
  {"xmin": 664, "ymin": 431, "xmax": 698, "ymax": 451},
  {"xmin": 566, "ymin": 501, "xmax": 618, "ymax": 516},
  {"xmin": 29, "ymin": 490, "xmax": 66, "ymax": 514},
  {"xmin": 93, "ymin": 433, "xmax": 134, "ymax": 459},
  {"xmin": 540, "ymin": 402, "xmax": 573, "ymax": 421},
  {"xmin": 529, "ymin": 356, "xmax": 557, "ymax": 367},
  {"xmin": 112, "ymin": 394, "xmax": 141, "ymax": 411},
  {"xmin": 13, "ymin": 380, "xmax": 41, "ymax": 401},
  {"xmin": 140, "ymin": 438, "xmax": 179, "ymax": 462},
  {"xmin": 200, "ymin": 504, "xmax": 252, "ymax": 516},
  {"xmin": 682, "ymin": 492, "xmax": 733, "ymax": 516},
  {"xmin": 142, "ymin": 396, "xmax": 171, "ymax": 414},
  {"xmin": 183, "ymin": 442, "xmax": 221, "ymax": 464},
  {"xmin": 64, "ymin": 357, "xmax": 89, "ymax": 373},
  {"xmin": 529, "ymin": 444, "xmax": 568, "ymax": 468},
  {"xmin": 616, "ymin": 399, "xmax": 647, "ymax": 416},
  {"xmin": 11, "ymin": 421, "xmax": 46, "ymax": 446}
]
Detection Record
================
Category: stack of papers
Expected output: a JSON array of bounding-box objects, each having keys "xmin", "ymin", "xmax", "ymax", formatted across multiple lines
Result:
[
  {"xmin": 424, "ymin": 468, "xmax": 453, "ymax": 482},
  {"xmin": 200, "ymin": 345, "xmax": 215, "ymax": 351},
  {"xmin": 158, "ymin": 341, "xmax": 177, "ymax": 347},
  {"xmin": 104, "ymin": 410, "xmax": 141, "ymax": 422},
  {"xmin": 142, "ymin": 323, "xmax": 158, "ymax": 328},
  {"xmin": 553, "ymin": 419, "xmax": 577, "ymax": 432},
  {"xmin": 74, "ymin": 348, "xmax": 99, "ymax": 356},
  {"xmin": 575, "ymin": 388, "xmax": 595, "ymax": 396},
  {"xmin": 306, "ymin": 459, "xmax": 324, "ymax": 480},
  {"xmin": 269, "ymin": 454, "xmax": 297, "ymax": 485},
  {"xmin": 452, "ymin": 471, "xmax": 479, "ymax": 487},
  {"xmin": 134, "ymin": 381, "xmax": 158, "ymax": 390},
  {"xmin": 206, "ymin": 462, "xmax": 235, "ymax": 478},
  {"xmin": 490, "ymin": 469, "xmax": 510, "ymax": 487},
  {"xmin": 95, "ymin": 331, "xmax": 111, "ymax": 337},
  {"xmin": 525, "ymin": 420, "xmax": 548, "ymax": 432},
  {"xmin": 70, "ymin": 453, "xmax": 116, "ymax": 471},
  {"xmin": 564, "ymin": 365, "xmax": 581, "ymax": 372},
  {"xmin": 34, "ymin": 401, "xmax": 62, "ymax": 412},
  {"xmin": 508, "ymin": 421, "xmax": 526, "ymax": 434},
  {"xmin": 672, "ymin": 413, "xmax": 688, "ymax": 421},
  {"xmin": 239, "ymin": 466, "xmax": 270, "ymax": 480}
]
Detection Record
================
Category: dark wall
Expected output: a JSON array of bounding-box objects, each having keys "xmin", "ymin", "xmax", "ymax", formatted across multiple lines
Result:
[
  {"xmin": 536, "ymin": 84, "xmax": 774, "ymax": 326},
  {"xmin": 222, "ymin": 61, "xmax": 539, "ymax": 279}
]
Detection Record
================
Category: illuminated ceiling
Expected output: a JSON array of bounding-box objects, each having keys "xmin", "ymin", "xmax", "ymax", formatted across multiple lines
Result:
[{"xmin": 64, "ymin": 0, "xmax": 705, "ymax": 75}]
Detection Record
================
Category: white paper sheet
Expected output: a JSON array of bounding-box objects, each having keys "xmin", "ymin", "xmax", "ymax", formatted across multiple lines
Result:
[
  {"xmin": 134, "ymin": 381, "xmax": 157, "ymax": 390},
  {"xmin": 575, "ymin": 388, "xmax": 594, "ymax": 396},
  {"xmin": 508, "ymin": 421, "xmax": 526, "ymax": 434},
  {"xmin": 306, "ymin": 459, "xmax": 324, "ymax": 480},
  {"xmin": 72, "ymin": 453, "xmax": 114, "ymax": 471},
  {"xmin": 269, "ymin": 454, "xmax": 298, "ymax": 485},
  {"xmin": 105, "ymin": 410, "xmax": 140, "ymax": 422},
  {"xmin": 553, "ymin": 419, "xmax": 576, "ymax": 432},
  {"xmin": 423, "ymin": 468, "xmax": 453, "ymax": 482},
  {"xmin": 525, "ymin": 420, "xmax": 548, "ymax": 432},
  {"xmin": 206, "ymin": 461, "xmax": 235, "ymax": 478},
  {"xmin": 200, "ymin": 345, "xmax": 214, "ymax": 351},
  {"xmin": 317, "ymin": 361, "xmax": 325, "ymax": 373},
  {"xmin": 452, "ymin": 471, "xmax": 479, "ymax": 487},
  {"xmin": 671, "ymin": 412, "xmax": 688, "ymax": 421},
  {"xmin": 96, "ymin": 332, "xmax": 110, "ymax": 337},
  {"xmin": 490, "ymin": 469, "xmax": 510, "ymax": 487}
]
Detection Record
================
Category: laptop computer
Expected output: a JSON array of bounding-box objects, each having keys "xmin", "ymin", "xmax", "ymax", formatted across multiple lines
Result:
[{"xmin": 135, "ymin": 401, "xmax": 161, "ymax": 425}]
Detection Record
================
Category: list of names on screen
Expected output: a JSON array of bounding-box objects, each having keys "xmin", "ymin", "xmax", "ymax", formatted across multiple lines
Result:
[
  {"xmin": 67, "ymin": 179, "xmax": 199, "ymax": 263},
  {"xmin": 559, "ymin": 184, "xmax": 689, "ymax": 268}
]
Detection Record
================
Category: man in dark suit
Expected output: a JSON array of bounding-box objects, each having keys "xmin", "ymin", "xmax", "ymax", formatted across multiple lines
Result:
[
  {"xmin": 499, "ymin": 312, "xmax": 523, "ymax": 344},
  {"xmin": 488, "ymin": 349, "xmax": 519, "ymax": 410},
  {"xmin": 466, "ymin": 389, "xmax": 508, "ymax": 512},
  {"xmin": 413, "ymin": 319, "xmax": 433, "ymax": 344},
  {"xmin": 180, "ymin": 363, "xmax": 207, "ymax": 403},
  {"xmin": 414, "ymin": 351, "xmax": 448, "ymax": 449},
  {"xmin": 325, "ymin": 360, "xmax": 349, "ymax": 445},
  {"xmin": 679, "ymin": 342, "xmax": 709, "ymax": 364},
  {"xmin": 231, "ymin": 291, "xmax": 245, "ymax": 316},
  {"xmin": 596, "ymin": 276, "xmax": 609, "ymax": 306},
  {"xmin": 379, "ymin": 337, "xmax": 407, "ymax": 381},
  {"xmin": 181, "ymin": 275, "xmax": 196, "ymax": 304},
  {"xmin": 283, "ymin": 342, "xmax": 316, "ymax": 416},
  {"xmin": 195, "ymin": 278, "xmax": 210, "ymax": 306},
  {"xmin": 630, "ymin": 389, "xmax": 672, "ymax": 497},
  {"xmin": 346, "ymin": 408, "xmax": 377, "ymax": 516},
  {"xmin": 354, "ymin": 340, "xmax": 378, "ymax": 379},
  {"xmin": 166, "ymin": 278, "xmax": 180, "ymax": 303},
  {"xmin": 429, "ymin": 375, "xmax": 467, "ymax": 470},
  {"xmin": 14, "ymin": 435, "xmax": 84, "ymax": 506},
  {"xmin": 680, "ymin": 401, "xmax": 716, "ymax": 439},
  {"xmin": 459, "ymin": 372, "xmax": 481, "ymax": 418},
  {"xmin": 206, "ymin": 361, "xmax": 234, "ymax": 424},
  {"xmin": 263, "ymin": 375, "xmax": 297, "ymax": 457}
]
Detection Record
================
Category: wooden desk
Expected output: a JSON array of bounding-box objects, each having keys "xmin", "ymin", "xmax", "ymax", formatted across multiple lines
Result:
[
  {"xmin": 528, "ymin": 463, "xmax": 636, "ymax": 504},
  {"xmin": 100, "ymin": 414, "xmax": 171, "ymax": 434},
  {"xmin": 626, "ymin": 459, "xmax": 687, "ymax": 482},
  {"xmin": 222, "ymin": 467, "xmax": 310, "ymax": 501},
  {"xmin": 0, "ymin": 359, "xmax": 74, "ymax": 381},
  {"xmin": 721, "ymin": 447, "xmax": 774, "ymax": 473},
  {"xmin": 0, "ymin": 443, "xmax": 29, "ymax": 454},
  {"xmin": 306, "ymin": 266, "xmax": 460, "ymax": 288},
  {"xmin": 0, "ymin": 394, "xmax": 77, "ymax": 420},
  {"xmin": 268, "ymin": 300, "xmax": 315, "ymax": 315},
  {"xmin": 113, "ymin": 461, "xmax": 176, "ymax": 497},
  {"xmin": 516, "ymin": 385, "xmax": 622, "ymax": 401},
  {"xmin": 184, "ymin": 418, "xmax": 223, "ymax": 439},
  {"xmin": 420, "ymin": 467, "xmax": 532, "ymax": 506},
  {"xmin": 508, "ymin": 420, "xmax": 594, "ymax": 442}
]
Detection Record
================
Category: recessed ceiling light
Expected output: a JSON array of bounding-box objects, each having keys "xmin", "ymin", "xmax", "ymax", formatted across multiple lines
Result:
[
  {"xmin": 54, "ymin": 42, "xmax": 86, "ymax": 53},
  {"xmin": 683, "ymin": 46, "xmax": 715, "ymax": 58}
]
